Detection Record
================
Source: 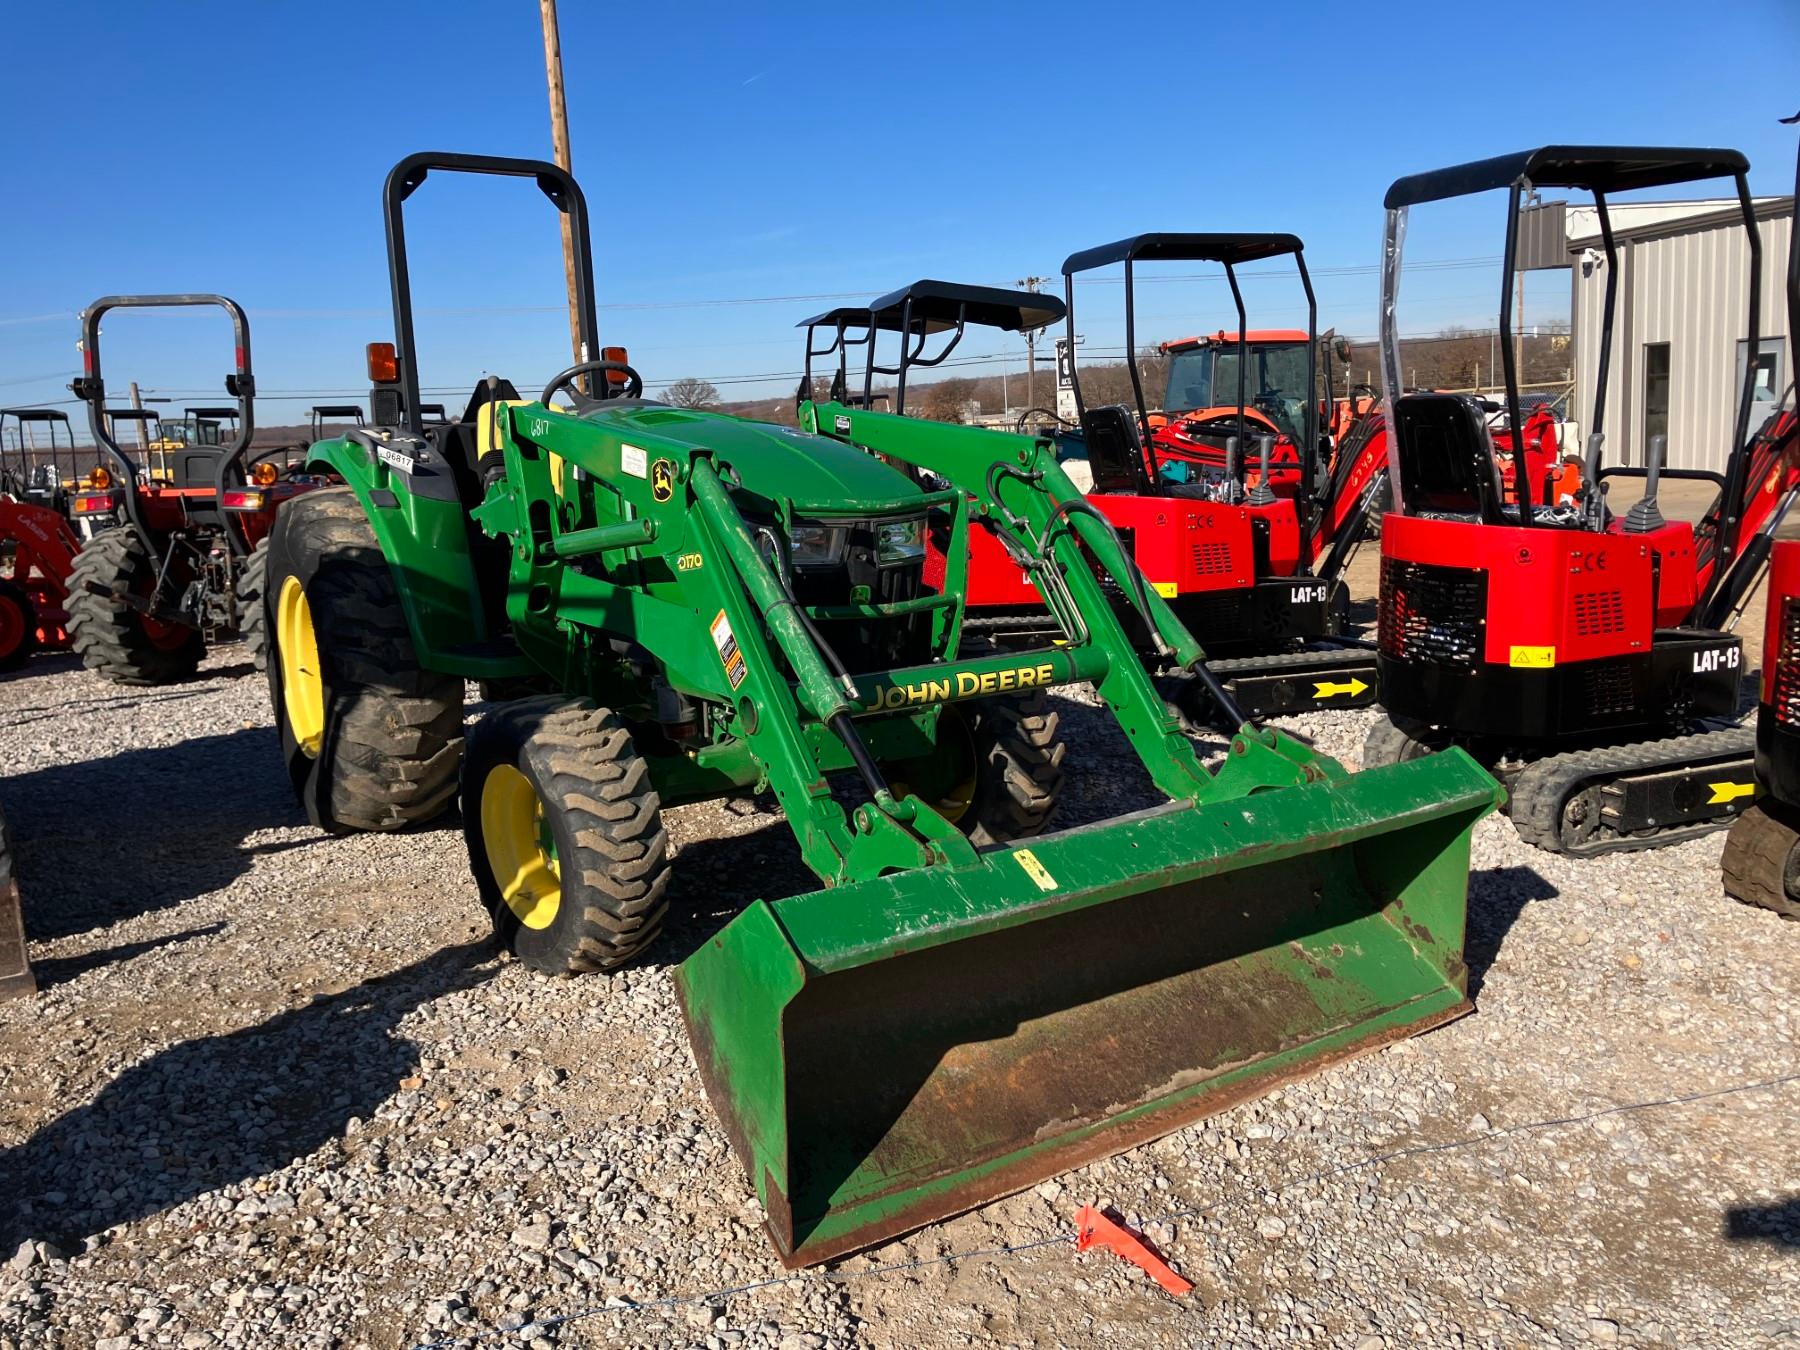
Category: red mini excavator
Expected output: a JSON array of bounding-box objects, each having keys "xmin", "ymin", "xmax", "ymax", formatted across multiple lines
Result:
[
  {"xmin": 1719, "ymin": 116, "xmax": 1800, "ymax": 915},
  {"xmin": 1365, "ymin": 144, "xmax": 1800, "ymax": 855},
  {"xmin": 802, "ymin": 244, "xmax": 1392, "ymax": 723}
]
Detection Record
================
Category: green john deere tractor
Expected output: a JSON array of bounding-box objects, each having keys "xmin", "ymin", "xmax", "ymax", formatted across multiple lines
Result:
[{"xmin": 263, "ymin": 151, "xmax": 1502, "ymax": 1268}]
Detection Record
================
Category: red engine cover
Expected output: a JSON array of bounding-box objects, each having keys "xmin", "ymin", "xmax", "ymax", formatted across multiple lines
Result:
[{"xmin": 1381, "ymin": 514, "xmax": 1661, "ymax": 666}]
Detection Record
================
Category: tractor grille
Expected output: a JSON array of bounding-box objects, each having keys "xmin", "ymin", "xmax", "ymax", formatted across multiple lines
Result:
[
  {"xmin": 1573, "ymin": 589, "xmax": 1626, "ymax": 637},
  {"xmin": 1190, "ymin": 541, "xmax": 1235, "ymax": 576},
  {"xmin": 1379, "ymin": 557, "xmax": 1485, "ymax": 668},
  {"xmin": 1775, "ymin": 598, "xmax": 1800, "ymax": 728},
  {"xmin": 1580, "ymin": 660, "xmax": 1637, "ymax": 718}
]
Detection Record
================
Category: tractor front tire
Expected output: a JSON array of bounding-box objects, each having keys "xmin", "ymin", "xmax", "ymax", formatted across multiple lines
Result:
[
  {"xmin": 66, "ymin": 528, "xmax": 205, "ymax": 685},
  {"xmin": 464, "ymin": 697, "xmax": 671, "ymax": 975},
  {"xmin": 0, "ymin": 578, "xmax": 38, "ymax": 673},
  {"xmin": 265, "ymin": 488, "xmax": 463, "ymax": 833},
  {"xmin": 1720, "ymin": 803, "xmax": 1800, "ymax": 920},
  {"xmin": 239, "ymin": 534, "xmax": 271, "ymax": 671},
  {"xmin": 962, "ymin": 690, "xmax": 1067, "ymax": 846}
]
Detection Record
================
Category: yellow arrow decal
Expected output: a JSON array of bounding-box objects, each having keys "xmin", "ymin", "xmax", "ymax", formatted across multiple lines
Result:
[
  {"xmin": 1313, "ymin": 678, "xmax": 1370, "ymax": 699},
  {"xmin": 1707, "ymin": 781, "xmax": 1756, "ymax": 805}
]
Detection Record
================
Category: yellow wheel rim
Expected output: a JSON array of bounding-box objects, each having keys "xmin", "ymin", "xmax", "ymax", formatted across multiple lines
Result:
[
  {"xmin": 276, "ymin": 575, "xmax": 325, "ymax": 757},
  {"xmin": 892, "ymin": 708, "xmax": 979, "ymax": 826},
  {"xmin": 480, "ymin": 764, "xmax": 562, "ymax": 930}
]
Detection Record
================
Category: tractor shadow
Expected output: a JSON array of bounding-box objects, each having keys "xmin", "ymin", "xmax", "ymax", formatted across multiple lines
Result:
[
  {"xmin": 2, "ymin": 726, "xmax": 309, "ymax": 941},
  {"xmin": 1464, "ymin": 864, "xmax": 1560, "ymax": 997},
  {"xmin": 27, "ymin": 922, "xmax": 226, "ymax": 990},
  {"xmin": 0, "ymin": 941, "xmax": 494, "ymax": 1254},
  {"xmin": 0, "ymin": 651, "xmax": 85, "ymax": 683},
  {"xmin": 1724, "ymin": 1194, "xmax": 1800, "ymax": 1248}
]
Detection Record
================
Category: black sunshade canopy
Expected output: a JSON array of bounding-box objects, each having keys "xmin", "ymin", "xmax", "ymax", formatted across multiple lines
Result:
[{"xmin": 1384, "ymin": 146, "xmax": 1750, "ymax": 209}]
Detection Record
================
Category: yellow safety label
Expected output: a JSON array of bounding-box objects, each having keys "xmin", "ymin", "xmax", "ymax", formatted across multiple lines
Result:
[
  {"xmin": 1707, "ymin": 781, "xmax": 1756, "ymax": 805},
  {"xmin": 1014, "ymin": 848, "xmax": 1058, "ymax": 892},
  {"xmin": 1509, "ymin": 645, "xmax": 1556, "ymax": 668},
  {"xmin": 1151, "ymin": 581, "xmax": 1178, "ymax": 599}
]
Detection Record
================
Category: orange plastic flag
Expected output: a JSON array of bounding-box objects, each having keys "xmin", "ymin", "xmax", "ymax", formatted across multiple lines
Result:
[{"xmin": 1073, "ymin": 1205, "xmax": 1193, "ymax": 1297}]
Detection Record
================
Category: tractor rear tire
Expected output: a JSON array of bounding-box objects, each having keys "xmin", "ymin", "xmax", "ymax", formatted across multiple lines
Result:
[
  {"xmin": 266, "ymin": 488, "xmax": 463, "ymax": 833},
  {"xmin": 1720, "ymin": 803, "xmax": 1800, "ymax": 920},
  {"xmin": 239, "ymin": 534, "xmax": 270, "ymax": 671},
  {"xmin": 464, "ymin": 696, "xmax": 671, "ymax": 974},
  {"xmin": 0, "ymin": 578, "xmax": 37, "ymax": 673},
  {"xmin": 1361, "ymin": 715, "xmax": 1445, "ymax": 768},
  {"xmin": 963, "ymin": 690, "xmax": 1066, "ymax": 846},
  {"xmin": 66, "ymin": 528, "xmax": 205, "ymax": 685}
]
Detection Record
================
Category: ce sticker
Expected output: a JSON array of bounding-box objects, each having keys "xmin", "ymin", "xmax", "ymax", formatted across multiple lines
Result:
[{"xmin": 651, "ymin": 459, "xmax": 676, "ymax": 502}]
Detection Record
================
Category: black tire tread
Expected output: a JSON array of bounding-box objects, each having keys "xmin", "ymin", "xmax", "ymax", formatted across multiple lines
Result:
[
  {"xmin": 239, "ymin": 534, "xmax": 270, "ymax": 672},
  {"xmin": 0, "ymin": 577, "xmax": 38, "ymax": 673},
  {"xmin": 271, "ymin": 489, "xmax": 462, "ymax": 831},
  {"xmin": 467, "ymin": 696, "xmax": 671, "ymax": 974},
  {"xmin": 967, "ymin": 690, "xmax": 1066, "ymax": 846},
  {"xmin": 1719, "ymin": 803, "xmax": 1800, "ymax": 919},
  {"xmin": 65, "ymin": 528, "xmax": 204, "ymax": 685}
]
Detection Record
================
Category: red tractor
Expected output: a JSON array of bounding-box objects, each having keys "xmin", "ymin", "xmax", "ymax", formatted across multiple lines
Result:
[
  {"xmin": 0, "ymin": 408, "xmax": 84, "ymax": 670},
  {"xmin": 1364, "ymin": 145, "xmax": 1799, "ymax": 855},
  {"xmin": 802, "ymin": 246, "xmax": 1391, "ymax": 722},
  {"xmin": 65, "ymin": 294, "xmax": 318, "ymax": 683}
]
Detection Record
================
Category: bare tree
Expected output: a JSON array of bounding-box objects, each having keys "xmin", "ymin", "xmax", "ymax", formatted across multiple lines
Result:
[{"xmin": 663, "ymin": 377, "xmax": 723, "ymax": 409}]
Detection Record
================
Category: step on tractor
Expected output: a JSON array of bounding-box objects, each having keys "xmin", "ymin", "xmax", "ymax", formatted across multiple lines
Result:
[
  {"xmin": 264, "ymin": 150, "xmax": 1502, "ymax": 1268},
  {"xmin": 1719, "ymin": 119, "xmax": 1800, "ymax": 917},
  {"xmin": 1364, "ymin": 145, "xmax": 1800, "ymax": 855},
  {"xmin": 0, "ymin": 409, "xmax": 84, "ymax": 669},
  {"xmin": 66, "ymin": 295, "xmax": 318, "ymax": 683}
]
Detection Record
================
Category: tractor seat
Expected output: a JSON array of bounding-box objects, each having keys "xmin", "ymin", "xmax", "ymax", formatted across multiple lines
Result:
[
  {"xmin": 171, "ymin": 447, "xmax": 225, "ymax": 492},
  {"xmin": 1391, "ymin": 393, "xmax": 1507, "ymax": 525},
  {"xmin": 1079, "ymin": 406, "xmax": 1156, "ymax": 495}
]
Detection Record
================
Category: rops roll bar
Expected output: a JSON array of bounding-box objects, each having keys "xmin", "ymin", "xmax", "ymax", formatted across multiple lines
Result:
[
  {"xmin": 69, "ymin": 294, "xmax": 256, "ymax": 552},
  {"xmin": 382, "ymin": 152, "xmax": 598, "ymax": 436},
  {"xmin": 1378, "ymin": 146, "xmax": 1757, "ymax": 549},
  {"xmin": 1060, "ymin": 233, "xmax": 1320, "ymax": 522}
]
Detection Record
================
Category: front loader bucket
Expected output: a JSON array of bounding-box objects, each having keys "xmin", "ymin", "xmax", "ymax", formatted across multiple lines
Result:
[{"xmin": 676, "ymin": 750, "xmax": 1501, "ymax": 1267}]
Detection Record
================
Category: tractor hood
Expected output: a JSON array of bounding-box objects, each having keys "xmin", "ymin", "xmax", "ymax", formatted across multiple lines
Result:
[{"xmin": 582, "ymin": 403, "xmax": 923, "ymax": 507}]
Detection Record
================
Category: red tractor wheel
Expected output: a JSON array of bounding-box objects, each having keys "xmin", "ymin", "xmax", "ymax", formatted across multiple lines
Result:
[{"xmin": 0, "ymin": 578, "xmax": 38, "ymax": 673}]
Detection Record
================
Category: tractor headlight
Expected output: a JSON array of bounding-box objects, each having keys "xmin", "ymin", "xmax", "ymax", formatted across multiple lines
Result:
[
  {"xmin": 875, "ymin": 518, "xmax": 925, "ymax": 566},
  {"xmin": 787, "ymin": 523, "xmax": 845, "ymax": 567}
]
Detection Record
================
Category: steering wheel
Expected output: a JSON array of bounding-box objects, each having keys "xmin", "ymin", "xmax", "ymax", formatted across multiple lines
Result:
[{"xmin": 541, "ymin": 359, "xmax": 644, "ymax": 408}]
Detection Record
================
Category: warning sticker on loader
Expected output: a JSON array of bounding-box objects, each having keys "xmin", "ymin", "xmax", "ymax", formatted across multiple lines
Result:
[
  {"xmin": 1013, "ymin": 848, "xmax": 1057, "ymax": 892},
  {"xmin": 620, "ymin": 444, "xmax": 647, "ymax": 478},
  {"xmin": 710, "ymin": 610, "xmax": 747, "ymax": 690},
  {"xmin": 1509, "ymin": 645, "xmax": 1556, "ymax": 668}
]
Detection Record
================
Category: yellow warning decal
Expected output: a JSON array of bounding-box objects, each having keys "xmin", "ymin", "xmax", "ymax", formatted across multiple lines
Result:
[
  {"xmin": 709, "ymin": 609, "xmax": 747, "ymax": 690},
  {"xmin": 1707, "ymin": 781, "xmax": 1756, "ymax": 805},
  {"xmin": 1151, "ymin": 581, "xmax": 1179, "ymax": 599},
  {"xmin": 1509, "ymin": 645, "xmax": 1556, "ymax": 668},
  {"xmin": 1313, "ymin": 678, "xmax": 1369, "ymax": 699},
  {"xmin": 1014, "ymin": 848, "xmax": 1057, "ymax": 892}
]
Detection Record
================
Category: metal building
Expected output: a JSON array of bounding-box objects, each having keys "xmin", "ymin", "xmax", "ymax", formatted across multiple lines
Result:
[{"xmin": 1556, "ymin": 196, "xmax": 1792, "ymax": 472}]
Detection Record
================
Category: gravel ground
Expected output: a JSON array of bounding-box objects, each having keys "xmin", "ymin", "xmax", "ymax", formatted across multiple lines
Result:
[{"xmin": 1, "ymin": 633, "xmax": 1796, "ymax": 1350}]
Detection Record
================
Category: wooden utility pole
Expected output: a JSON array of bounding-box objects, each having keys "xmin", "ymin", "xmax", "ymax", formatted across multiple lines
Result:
[
  {"xmin": 539, "ymin": 0, "xmax": 583, "ymax": 367},
  {"xmin": 1015, "ymin": 275, "xmax": 1051, "ymax": 408},
  {"xmin": 128, "ymin": 381, "xmax": 151, "ymax": 452}
]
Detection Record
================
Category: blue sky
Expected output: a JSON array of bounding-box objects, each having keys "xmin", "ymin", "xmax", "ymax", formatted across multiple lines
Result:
[{"xmin": 2, "ymin": 0, "xmax": 1796, "ymax": 423}]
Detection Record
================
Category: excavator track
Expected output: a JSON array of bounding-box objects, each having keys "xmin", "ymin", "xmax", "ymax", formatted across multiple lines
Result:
[
  {"xmin": 1202, "ymin": 645, "xmax": 1381, "ymax": 719},
  {"xmin": 1509, "ymin": 726, "xmax": 1755, "ymax": 856}
]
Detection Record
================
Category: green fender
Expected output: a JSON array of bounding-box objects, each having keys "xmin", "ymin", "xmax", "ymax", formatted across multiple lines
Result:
[{"xmin": 304, "ymin": 438, "xmax": 534, "ymax": 680}]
